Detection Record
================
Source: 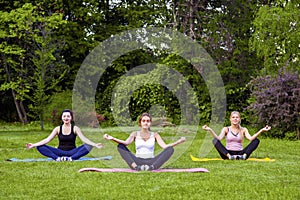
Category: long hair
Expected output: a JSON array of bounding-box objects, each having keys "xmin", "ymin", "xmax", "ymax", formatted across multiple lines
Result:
[{"xmin": 60, "ymin": 109, "xmax": 75, "ymax": 125}]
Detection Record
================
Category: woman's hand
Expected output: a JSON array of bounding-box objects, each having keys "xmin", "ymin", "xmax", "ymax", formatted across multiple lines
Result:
[
  {"xmin": 202, "ymin": 125, "xmax": 211, "ymax": 131},
  {"xmin": 103, "ymin": 134, "xmax": 113, "ymax": 140},
  {"xmin": 95, "ymin": 143, "xmax": 104, "ymax": 149},
  {"xmin": 26, "ymin": 143, "xmax": 35, "ymax": 149},
  {"xmin": 261, "ymin": 125, "xmax": 271, "ymax": 132},
  {"xmin": 180, "ymin": 137, "xmax": 186, "ymax": 143}
]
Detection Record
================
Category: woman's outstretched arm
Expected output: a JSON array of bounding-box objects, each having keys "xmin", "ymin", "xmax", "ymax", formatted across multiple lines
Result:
[
  {"xmin": 155, "ymin": 133, "xmax": 186, "ymax": 149},
  {"xmin": 202, "ymin": 125, "xmax": 226, "ymax": 141},
  {"xmin": 75, "ymin": 126, "xmax": 103, "ymax": 149},
  {"xmin": 244, "ymin": 125, "xmax": 271, "ymax": 141},
  {"xmin": 26, "ymin": 126, "xmax": 59, "ymax": 149},
  {"xmin": 103, "ymin": 132, "xmax": 135, "ymax": 146}
]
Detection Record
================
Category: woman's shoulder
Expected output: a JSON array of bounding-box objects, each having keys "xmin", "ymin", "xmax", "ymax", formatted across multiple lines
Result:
[
  {"xmin": 73, "ymin": 125, "xmax": 79, "ymax": 129},
  {"xmin": 153, "ymin": 132, "xmax": 160, "ymax": 137},
  {"xmin": 130, "ymin": 131, "xmax": 138, "ymax": 137},
  {"xmin": 222, "ymin": 126, "xmax": 230, "ymax": 131},
  {"xmin": 73, "ymin": 125, "xmax": 81, "ymax": 133},
  {"xmin": 221, "ymin": 126, "xmax": 230, "ymax": 135},
  {"xmin": 53, "ymin": 126, "xmax": 61, "ymax": 134},
  {"xmin": 241, "ymin": 127, "xmax": 248, "ymax": 132}
]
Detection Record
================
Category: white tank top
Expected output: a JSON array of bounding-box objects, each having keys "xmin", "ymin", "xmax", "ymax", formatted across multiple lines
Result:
[{"xmin": 135, "ymin": 131, "xmax": 155, "ymax": 158}]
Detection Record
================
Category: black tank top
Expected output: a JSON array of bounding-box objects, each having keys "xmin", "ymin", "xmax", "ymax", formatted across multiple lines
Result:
[{"xmin": 58, "ymin": 125, "xmax": 76, "ymax": 150}]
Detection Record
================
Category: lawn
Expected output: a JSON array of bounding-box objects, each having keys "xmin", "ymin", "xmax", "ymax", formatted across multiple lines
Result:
[{"xmin": 0, "ymin": 125, "xmax": 299, "ymax": 200}]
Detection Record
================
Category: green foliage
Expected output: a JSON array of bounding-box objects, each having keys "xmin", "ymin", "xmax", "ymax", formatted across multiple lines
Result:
[
  {"xmin": 173, "ymin": 1, "xmax": 263, "ymax": 121},
  {"xmin": 97, "ymin": 48, "xmax": 206, "ymax": 127},
  {"xmin": 96, "ymin": 50, "xmax": 162, "ymax": 126},
  {"xmin": 0, "ymin": 3, "xmax": 68, "ymax": 127},
  {"xmin": 129, "ymin": 84, "xmax": 182, "ymax": 124},
  {"xmin": 0, "ymin": 0, "xmax": 297, "ymax": 135},
  {"xmin": 109, "ymin": 62, "xmax": 187, "ymax": 126},
  {"xmin": 250, "ymin": 1, "xmax": 300, "ymax": 74},
  {"xmin": 0, "ymin": 94, "xmax": 18, "ymax": 122},
  {"xmin": 43, "ymin": 90, "xmax": 72, "ymax": 125},
  {"xmin": 161, "ymin": 53, "xmax": 211, "ymax": 124}
]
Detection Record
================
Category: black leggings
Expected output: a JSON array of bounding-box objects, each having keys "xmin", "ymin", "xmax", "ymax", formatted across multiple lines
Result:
[
  {"xmin": 117, "ymin": 144, "xmax": 174, "ymax": 169},
  {"xmin": 213, "ymin": 138, "xmax": 260, "ymax": 159}
]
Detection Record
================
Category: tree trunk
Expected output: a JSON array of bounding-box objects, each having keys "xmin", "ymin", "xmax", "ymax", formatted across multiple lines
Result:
[
  {"xmin": 19, "ymin": 100, "xmax": 28, "ymax": 124},
  {"xmin": 11, "ymin": 90, "xmax": 26, "ymax": 124},
  {"xmin": 3, "ymin": 56, "xmax": 28, "ymax": 124},
  {"xmin": 40, "ymin": 110, "xmax": 44, "ymax": 130}
]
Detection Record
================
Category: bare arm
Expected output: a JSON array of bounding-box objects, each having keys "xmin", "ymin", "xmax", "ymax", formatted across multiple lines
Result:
[
  {"xmin": 244, "ymin": 125, "xmax": 271, "ymax": 141},
  {"xmin": 202, "ymin": 125, "xmax": 226, "ymax": 141},
  {"xmin": 103, "ymin": 132, "xmax": 135, "ymax": 146},
  {"xmin": 26, "ymin": 127, "xmax": 59, "ymax": 149},
  {"xmin": 155, "ymin": 133, "xmax": 186, "ymax": 149},
  {"xmin": 75, "ymin": 126, "xmax": 103, "ymax": 149}
]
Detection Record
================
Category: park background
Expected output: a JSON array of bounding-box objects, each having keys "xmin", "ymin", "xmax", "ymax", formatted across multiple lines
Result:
[{"xmin": 0, "ymin": 1, "xmax": 299, "ymax": 199}]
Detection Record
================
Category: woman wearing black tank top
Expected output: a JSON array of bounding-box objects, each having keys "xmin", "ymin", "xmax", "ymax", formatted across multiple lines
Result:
[{"xmin": 26, "ymin": 109, "xmax": 103, "ymax": 161}]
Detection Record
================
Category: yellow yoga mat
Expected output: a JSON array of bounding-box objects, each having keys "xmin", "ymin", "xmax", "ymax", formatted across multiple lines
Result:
[{"xmin": 190, "ymin": 154, "xmax": 275, "ymax": 162}]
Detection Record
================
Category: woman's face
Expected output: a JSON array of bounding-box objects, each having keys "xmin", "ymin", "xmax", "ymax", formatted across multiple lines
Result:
[
  {"xmin": 140, "ymin": 116, "xmax": 151, "ymax": 129},
  {"xmin": 61, "ymin": 112, "xmax": 72, "ymax": 124},
  {"xmin": 230, "ymin": 113, "xmax": 240, "ymax": 125}
]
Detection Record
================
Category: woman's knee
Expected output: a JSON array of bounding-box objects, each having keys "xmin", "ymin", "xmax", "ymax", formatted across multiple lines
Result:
[
  {"xmin": 117, "ymin": 143, "xmax": 129, "ymax": 153},
  {"xmin": 165, "ymin": 146, "xmax": 174, "ymax": 154},
  {"xmin": 253, "ymin": 138, "xmax": 260, "ymax": 145},
  {"xmin": 36, "ymin": 145, "xmax": 45, "ymax": 151},
  {"xmin": 212, "ymin": 138, "xmax": 219, "ymax": 145},
  {"xmin": 117, "ymin": 143, "xmax": 126, "ymax": 149},
  {"xmin": 83, "ymin": 144, "xmax": 93, "ymax": 152}
]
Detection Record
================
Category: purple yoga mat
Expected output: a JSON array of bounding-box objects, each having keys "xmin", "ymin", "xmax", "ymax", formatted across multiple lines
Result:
[{"xmin": 78, "ymin": 167, "xmax": 209, "ymax": 173}]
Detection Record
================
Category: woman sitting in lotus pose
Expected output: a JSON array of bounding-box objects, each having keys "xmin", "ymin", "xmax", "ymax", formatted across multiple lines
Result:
[
  {"xmin": 26, "ymin": 109, "xmax": 103, "ymax": 161},
  {"xmin": 104, "ymin": 112, "xmax": 185, "ymax": 171},
  {"xmin": 202, "ymin": 111, "xmax": 271, "ymax": 160}
]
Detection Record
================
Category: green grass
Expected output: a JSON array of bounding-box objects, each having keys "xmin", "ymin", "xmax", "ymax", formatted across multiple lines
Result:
[{"xmin": 0, "ymin": 126, "xmax": 300, "ymax": 200}]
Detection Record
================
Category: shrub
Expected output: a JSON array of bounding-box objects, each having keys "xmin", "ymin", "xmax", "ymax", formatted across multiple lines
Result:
[
  {"xmin": 44, "ymin": 91, "xmax": 106, "ymax": 127},
  {"xmin": 247, "ymin": 69, "xmax": 300, "ymax": 139},
  {"xmin": 44, "ymin": 90, "xmax": 72, "ymax": 125}
]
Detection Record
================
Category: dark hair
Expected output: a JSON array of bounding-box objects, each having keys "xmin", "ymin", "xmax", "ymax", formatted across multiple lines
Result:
[
  {"xmin": 138, "ymin": 112, "xmax": 152, "ymax": 126},
  {"xmin": 61, "ymin": 109, "xmax": 75, "ymax": 125}
]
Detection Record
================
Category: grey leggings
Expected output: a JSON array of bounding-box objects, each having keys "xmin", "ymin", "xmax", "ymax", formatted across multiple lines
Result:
[{"xmin": 117, "ymin": 143, "xmax": 174, "ymax": 169}]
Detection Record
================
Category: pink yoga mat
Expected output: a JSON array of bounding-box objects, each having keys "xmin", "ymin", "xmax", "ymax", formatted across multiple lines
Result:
[{"xmin": 78, "ymin": 167, "xmax": 209, "ymax": 173}]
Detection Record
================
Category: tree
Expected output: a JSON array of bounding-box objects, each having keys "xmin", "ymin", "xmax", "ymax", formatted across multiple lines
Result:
[
  {"xmin": 0, "ymin": 3, "xmax": 68, "ymax": 128},
  {"xmin": 0, "ymin": 0, "xmax": 284, "ymax": 127},
  {"xmin": 0, "ymin": 4, "xmax": 32, "ymax": 123},
  {"xmin": 28, "ymin": 11, "xmax": 68, "ymax": 129},
  {"xmin": 171, "ymin": 0, "xmax": 265, "ymax": 120},
  {"xmin": 250, "ymin": 1, "xmax": 300, "ymax": 74}
]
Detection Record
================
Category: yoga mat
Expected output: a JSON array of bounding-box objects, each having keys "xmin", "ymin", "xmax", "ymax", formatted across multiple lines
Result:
[
  {"xmin": 78, "ymin": 167, "xmax": 209, "ymax": 173},
  {"xmin": 190, "ymin": 154, "xmax": 275, "ymax": 162},
  {"xmin": 6, "ymin": 156, "xmax": 112, "ymax": 162}
]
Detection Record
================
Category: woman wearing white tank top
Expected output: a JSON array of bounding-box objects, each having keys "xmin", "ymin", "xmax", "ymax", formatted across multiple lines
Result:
[
  {"xmin": 104, "ymin": 113, "xmax": 186, "ymax": 171},
  {"xmin": 202, "ymin": 111, "xmax": 271, "ymax": 160}
]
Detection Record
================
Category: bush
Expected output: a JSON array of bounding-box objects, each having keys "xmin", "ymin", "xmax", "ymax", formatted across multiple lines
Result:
[
  {"xmin": 45, "ymin": 90, "xmax": 106, "ymax": 127},
  {"xmin": 44, "ymin": 90, "xmax": 72, "ymax": 125},
  {"xmin": 247, "ymin": 69, "xmax": 300, "ymax": 139}
]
